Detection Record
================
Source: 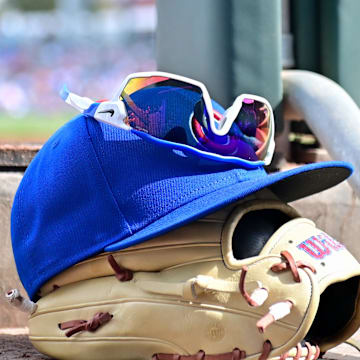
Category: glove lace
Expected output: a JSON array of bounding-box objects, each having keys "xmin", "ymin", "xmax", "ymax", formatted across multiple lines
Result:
[
  {"xmin": 153, "ymin": 347, "xmax": 247, "ymax": 360},
  {"xmin": 152, "ymin": 341, "xmax": 320, "ymax": 360},
  {"xmin": 271, "ymin": 251, "xmax": 316, "ymax": 282},
  {"xmin": 58, "ymin": 312, "xmax": 113, "ymax": 337},
  {"xmin": 240, "ymin": 250, "xmax": 316, "ymax": 307},
  {"xmin": 238, "ymin": 251, "xmax": 320, "ymax": 359},
  {"xmin": 107, "ymin": 254, "xmax": 133, "ymax": 281}
]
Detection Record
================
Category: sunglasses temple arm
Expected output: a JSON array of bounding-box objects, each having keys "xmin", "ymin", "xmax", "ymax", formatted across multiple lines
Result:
[
  {"xmin": 60, "ymin": 84, "xmax": 94, "ymax": 113},
  {"xmin": 93, "ymin": 100, "xmax": 130, "ymax": 130},
  {"xmin": 60, "ymin": 85, "xmax": 130, "ymax": 130}
]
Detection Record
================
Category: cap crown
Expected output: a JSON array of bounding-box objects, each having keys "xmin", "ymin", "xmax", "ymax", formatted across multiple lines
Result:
[{"xmin": 11, "ymin": 115, "xmax": 266, "ymax": 299}]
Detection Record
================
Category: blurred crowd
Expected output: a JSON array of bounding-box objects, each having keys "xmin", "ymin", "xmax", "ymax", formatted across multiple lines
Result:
[{"xmin": 0, "ymin": 0, "xmax": 156, "ymax": 117}]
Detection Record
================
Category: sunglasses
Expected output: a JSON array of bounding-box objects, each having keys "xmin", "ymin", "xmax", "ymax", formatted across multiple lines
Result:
[{"xmin": 61, "ymin": 72, "xmax": 275, "ymax": 168}]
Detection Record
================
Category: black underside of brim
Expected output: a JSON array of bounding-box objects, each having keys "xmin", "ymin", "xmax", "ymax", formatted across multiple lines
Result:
[{"xmin": 268, "ymin": 166, "xmax": 351, "ymax": 202}]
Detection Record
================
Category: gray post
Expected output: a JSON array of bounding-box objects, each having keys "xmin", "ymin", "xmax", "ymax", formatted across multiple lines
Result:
[
  {"xmin": 156, "ymin": 0, "xmax": 283, "ymax": 124},
  {"xmin": 156, "ymin": 0, "xmax": 232, "ymax": 107}
]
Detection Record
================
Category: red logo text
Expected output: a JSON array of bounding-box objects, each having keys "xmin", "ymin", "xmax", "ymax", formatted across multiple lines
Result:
[{"xmin": 297, "ymin": 232, "xmax": 344, "ymax": 259}]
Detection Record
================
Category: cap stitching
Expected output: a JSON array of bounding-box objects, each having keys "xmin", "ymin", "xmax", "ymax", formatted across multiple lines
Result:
[
  {"xmin": 85, "ymin": 117, "xmax": 133, "ymax": 235},
  {"xmin": 165, "ymin": 174, "xmax": 237, "ymax": 208},
  {"xmin": 121, "ymin": 173, "xmax": 241, "ymax": 240}
]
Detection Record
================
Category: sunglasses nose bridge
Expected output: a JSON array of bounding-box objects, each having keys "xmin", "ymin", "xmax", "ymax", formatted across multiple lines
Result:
[{"xmin": 214, "ymin": 96, "xmax": 244, "ymax": 136}]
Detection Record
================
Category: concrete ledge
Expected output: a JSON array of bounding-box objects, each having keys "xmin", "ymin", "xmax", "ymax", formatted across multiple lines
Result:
[
  {"xmin": 0, "ymin": 332, "xmax": 52, "ymax": 359},
  {"xmin": 0, "ymin": 173, "xmax": 28, "ymax": 328},
  {"xmin": 0, "ymin": 145, "xmax": 40, "ymax": 168}
]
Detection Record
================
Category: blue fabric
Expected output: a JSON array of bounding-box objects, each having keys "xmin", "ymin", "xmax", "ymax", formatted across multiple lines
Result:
[
  {"xmin": 11, "ymin": 114, "xmax": 353, "ymax": 300},
  {"xmin": 85, "ymin": 97, "xmax": 266, "ymax": 168}
]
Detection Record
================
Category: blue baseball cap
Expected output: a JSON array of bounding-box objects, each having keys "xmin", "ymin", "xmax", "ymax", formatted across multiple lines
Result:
[{"xmin": 11, "ymin": 112, "xmax": 352, "ymax": 300}]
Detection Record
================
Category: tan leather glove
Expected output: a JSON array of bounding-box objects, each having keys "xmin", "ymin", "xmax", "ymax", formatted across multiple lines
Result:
[{"xmin": 26, "ymin": 200, "xmax": 360, "ymax": 360}]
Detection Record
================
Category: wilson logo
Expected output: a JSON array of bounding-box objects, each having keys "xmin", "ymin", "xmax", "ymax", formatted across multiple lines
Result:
[{"xmin": 297, "ymin": 232, "xmax": 345, "ymax": 259}]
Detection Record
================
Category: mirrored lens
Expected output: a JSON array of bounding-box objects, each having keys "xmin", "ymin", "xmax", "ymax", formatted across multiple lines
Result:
[
  {"xmin": 191, "ymin": 99, "xmax": 271, "ymax": 162},
  {"xmin": 121, "ymin": 76, "xmax": 207, "ymax": 145},
  {"xmin": 121, "ymin": 77, "xmax": 272, "ymax": 163}
]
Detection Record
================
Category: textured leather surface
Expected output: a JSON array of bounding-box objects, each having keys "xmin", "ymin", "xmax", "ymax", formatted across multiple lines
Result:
[{"xmin": 29, "ymin": 200, "xmax": 360, "ymax": 360}]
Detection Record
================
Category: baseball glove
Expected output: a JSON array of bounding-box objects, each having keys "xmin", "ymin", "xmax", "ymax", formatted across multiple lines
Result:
[{"xmin": 11, "ymin": 199, "xmax": 360, "ymax": 360}]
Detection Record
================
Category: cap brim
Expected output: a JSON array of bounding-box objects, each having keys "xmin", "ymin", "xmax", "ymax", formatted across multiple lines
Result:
[{"xmin": 105, "ymin": 161, "xmax": 352, "ymax": 252}]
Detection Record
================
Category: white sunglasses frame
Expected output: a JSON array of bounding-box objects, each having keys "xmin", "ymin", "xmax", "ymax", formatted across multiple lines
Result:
[{"xmin": 63, "ymin": 71, "xmax": 275, "ymax": 165}]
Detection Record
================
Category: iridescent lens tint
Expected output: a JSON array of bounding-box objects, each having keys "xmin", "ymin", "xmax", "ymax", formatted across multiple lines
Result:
[
  {"xmin": 191, "ymin": 99, "xmax": 271, "ymax": 161},
  {"xmin": 121, "ymin": 76, "xmax": 205, "ymax": 145},
  {"xmin": 120, "ymin": 76, "xmax": 271, "ymax": 162}
]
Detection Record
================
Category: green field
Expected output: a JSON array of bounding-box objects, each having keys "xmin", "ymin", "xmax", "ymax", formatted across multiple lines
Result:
[{"xmin": 0, "ymin": 112, "xmax": 76, "ymax": 144}]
